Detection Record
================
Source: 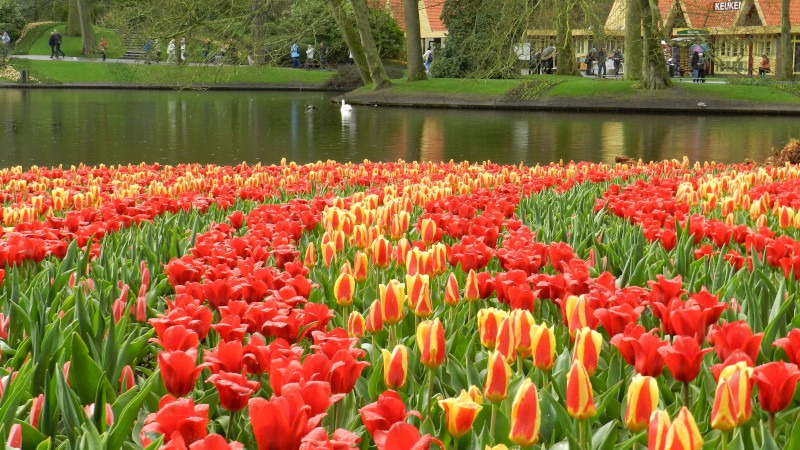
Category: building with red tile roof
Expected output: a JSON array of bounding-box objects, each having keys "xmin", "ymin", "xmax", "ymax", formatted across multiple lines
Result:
[{"xmin": 371, "ymin": 0, "xmax": 448, "ymax": 47}]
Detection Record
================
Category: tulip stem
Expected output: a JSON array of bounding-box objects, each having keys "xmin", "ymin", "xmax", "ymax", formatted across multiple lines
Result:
[
  {"xmin": 517, "ymin": 357, "xmax": 523, "ymax": 377},
  {"xmin": 682, "ymin": 382, "xmax": 690, "ymax": 408},
  {"xmin": 768, "ymin": 413, "xmax": 775, "ymax": 437},
  {"xmin": 426, "ymin": 368, "xmax": 435, "ymax": 418},
  {"xmin": 490, "ymin": 404, "xmax": 497, "ymax": 442},
  {"xmin": 578, "ymin": 419, "xmax": 587, "ymax": 450},
  {"xmin": 227, "ymin": 410, "xmax": 237, "ymax": 440},
  {"xmin": 389, "ymin": 324, "xmax": 397, "ymax": 348},
  {"xmin": 721, "ymin": 431, "xmax": 728, "ymax": 450}
]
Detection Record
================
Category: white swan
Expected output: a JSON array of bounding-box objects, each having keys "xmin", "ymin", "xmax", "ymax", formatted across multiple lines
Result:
[{"xmin": 340, "ymin": 99, "xmax": 353, "ymax": 112}]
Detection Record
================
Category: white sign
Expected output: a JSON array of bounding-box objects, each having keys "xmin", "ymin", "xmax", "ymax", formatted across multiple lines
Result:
[{"xmin": 714, "ymin": 1, "xmax": 741, "ymax": 11}]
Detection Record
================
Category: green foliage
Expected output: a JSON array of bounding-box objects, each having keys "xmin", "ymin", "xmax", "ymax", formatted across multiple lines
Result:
[
  {"xmin": 431, "ymin": 0, "xmax": 529, "ymax": 79},
  {"xmin": 774, "ymin": 82, "xmax": 800, "ymax": 98},
  {"xmin": 9, "ymin": 21, "xmax": 53, "ymax": 54},
  {"xmin": 0, "ymin": 0, "xmax": 26, "ymax": 40}
]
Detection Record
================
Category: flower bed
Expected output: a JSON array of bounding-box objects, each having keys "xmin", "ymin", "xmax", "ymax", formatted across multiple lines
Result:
[{"xmin": 0, "ymin": 158, "xmax": 798, "ymax": 450}]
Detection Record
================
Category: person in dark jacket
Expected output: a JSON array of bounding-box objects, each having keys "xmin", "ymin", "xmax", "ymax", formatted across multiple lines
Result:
[
  {"xmin": 690, "ymin": 51, "xmax": 699, "ymax": 83},
  {"xmin": 49, "ymin": 30, "xmax": 57, "ymax": 58},
  {"xmin": 54, "ymin": 30, "xmax": 65, "ymax": 58}
]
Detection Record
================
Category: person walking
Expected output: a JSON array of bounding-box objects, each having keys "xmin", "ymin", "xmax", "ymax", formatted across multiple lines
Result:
[
  {"xmin": 696, "ymin": 52, "xmax": 706, "ymax": 83},
  {"xmin": 100, "ymin": 37, "xmax": 107, "ymax": 61},
  {"xmin": 49, "ymin": 30, "xmax": 58, "ymax": 59},
  {"xmin": 1, "ymin": 31, "xmax": 10, "ymax": 59},
  {"xmin": 690, "ymin": 51, "xmax": 699, "ymax": 83},
  {"xmin": 166, "ymin": 39, "xmax": 176, "ymax": 63},
  {"xmin": 291, "ymin": 43, "xmax": 300, "ymax": 68},
  {"xmin": 595, "ymin": 47, "xmax": 606, "ymax": 78},
  {"xmin": 759, "ymin": 54, "xmax": 770, "ymax": 78},
  {"xmin": 422, "ymin": 45, "xmax": 433, "ymax": 72},
  {"xmin": 612, "ymin": 49, "xmax": 622, "ymax": 75},
  {"xmin": 179, "ymin": 38, "xmax": 186, "ymax": 64},
  {"xmin": 54, "ymin": 30, "xmax": 65, "ymax": 58},
  {"xmin": 305, "ymin": 44, "xmax": 315, "ymax": 69},
  {"xmin": 586, "ymin": 48, "xmax": 595, "ymax": 76}
]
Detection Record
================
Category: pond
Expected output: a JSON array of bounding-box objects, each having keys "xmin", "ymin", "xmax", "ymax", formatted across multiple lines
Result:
[{"xmin": 0, "ymin": 89, "xmax": 796, "ymax": 168}]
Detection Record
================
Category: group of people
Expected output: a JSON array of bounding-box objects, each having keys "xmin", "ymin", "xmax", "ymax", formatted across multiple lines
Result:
[
  {"xmin": 689, "ymin": 51, "xmax": 707, "ymax": 83},
  {"xmin": 585, "ymin": 48, "xmax": 623, "ymax": 77},
  {"xmin": 48, "ymin": 30, "xmax": 65, "ymax": 59},
  {"xmin": 291, "ymin": 42, "xmax": 328, "ymax": 69},
  {"xmin": 166, "ymin": 38, "xmax": 187, "ymax": 64}
]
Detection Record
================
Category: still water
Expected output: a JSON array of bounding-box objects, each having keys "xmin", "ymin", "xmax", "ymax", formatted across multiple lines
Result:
[{"xmin": 1, "ymin": 89, "xmax": 797, "ymax": 168}]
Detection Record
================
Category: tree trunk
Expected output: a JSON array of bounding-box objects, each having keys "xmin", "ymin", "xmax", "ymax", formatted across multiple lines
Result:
[
  {"xmin": 778, "ymin": 0, "xmax": 794, "ymax": 80},
  {"xmin": 624, "ymin": 0, "xmax": 642, "ymax": 80},
  {"xmin": 637, "ymin": 0, "xmax": 670, "ymax": 89},
  {"xmin": 76, "ymin": 0, "xmax": 96, "ymax": 55},
  {"xmin": 349, "ymin": 0, "xmax": 392, "ymax": 90},
  {"xmin": 404, "ymin": 0, "xmax": 427, "ymax": 81},
  {"xmin": 555, "ymin": 0, "xmax": 579, "ymax": 76},
  {"xmin": 66, "ymin": 0, "xmax": 81, "ymax": 36},
  {"xmin": 252, "ymin": 0, "xmax": 265, "ymax": 65},
  {"xmin": 327, "ymin": 0, "xmax": 372, "ymax": 85}
]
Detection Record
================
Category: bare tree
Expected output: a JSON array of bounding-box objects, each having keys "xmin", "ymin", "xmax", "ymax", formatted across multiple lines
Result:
[
  {"xmin": 637, "ymin": 0, "xmax": 670, "ymax": 89},
  {"xmin": 349, "ymin": 0, "xmax": 391, "ymax": 89},
  {"xmin": 623, "ymin": 0, "xmax": 642, "ymax": 80},
  {"xmin": 404, "ymin": 0, "xmax": 426, "ymax": 81},
  {"xmin": 778, "ymin": 0, "xmax": 793, "ymax": 80},
  {"xmin": 555, "ymin": 0, "xmax": 580, "ymax": 75}
]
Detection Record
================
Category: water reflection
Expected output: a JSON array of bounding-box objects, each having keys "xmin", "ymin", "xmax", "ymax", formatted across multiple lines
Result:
[{"xmin": 0, "ymin": 89, "xmax": 795, "ymax": 168}]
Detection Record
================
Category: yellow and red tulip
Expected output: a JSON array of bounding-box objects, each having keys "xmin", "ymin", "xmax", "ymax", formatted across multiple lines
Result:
[
  {"xmin": 303, "ymin": 243, "xmax": 317, "ymax": 267},
  {"xmin": 439, "ymin": 390, "xmax": 483, "ymax": 438},
  {"xmin": 405, "ymin": 273, "xmax": 431, "ymax": 317},
  {"xmin": 509, "ymin": 378, "xmax": 541, "ymax": 446},
  {"xmin": 477, "ymin": 308, "xmax": 508, "ymax": 350},
  {"xmin": 511, "ymin": 309, "xmax": 535, "ymax": 358},
  {"xmin": 710, "ymin": 377, "xmax": 737, "ymax": 432},
  {"xmin": 365, "ymin": 299, "xmax": 383, "ymax": 334},
  {"xmin": 717, "ymin": 361, "xmax": 753, "ymax": 425},
  {"xmin": 419, "ymin": 217, "xmax": 438, "ymax": 245},
  {"xmin": 347, "ymin": 311, "xmax": 365, "ymax": 338},
  {"xmin": 530, "ymin": 322, "xmax": 556, "ymax": 371},
  {"xmin": 379, "ymin": 280, "xmax": 406, "ymax": 325},
  {"xmin": 494, "ymin": 317, "xmax": 517, "ymax": 362},
  {"xmin": 371, "ymin": 236, "xmax": 392, "ymax": 269},
  {"xmin": 352, "ymin": 250, "xmax": 368, "ymax": 282},
  {"xmin": 464, "ymin": 269, "xmax": 480, "ymax": 301},
  {"xmin": 648, "ymin": 410, "xmax": 671, "ymax": 450},
  {"xmin": 484, "ymin": 350, "xmax": 512, "ymax": 403},
  {"xmin": 443, "ymin": 272, "xmax": 460, "ymax": 307},
  {"xmin": 321, "ymin": 241, "xmax": 337, "ymax": 267},
  {"xmin": 333, "ymin": 272, "xmax": 355, "ymax": 307},
  {"xmin": 382, "ymin": 345, "xmax": 409, "ymax": 390},
  {"xmin": 624, "ymin": 375, "xmax": 658, "ymax": 432},
  {"xmin": 416, "ymin": 318, "xmax": 446, "ymax": 369},
  {"xmin": 566, "ymin": 360, "xmax": 596, "ymax": 420},
  {"xmin": 664, "ymin": 407, "xmax": 702, "ymax": 450},
  {"xmin": 572, "ymin": 327, "xmax": 602, "ymax": 376},
  {"xmin": 393, "ymin": 238, "xmax": 412, "ymax": 268}
]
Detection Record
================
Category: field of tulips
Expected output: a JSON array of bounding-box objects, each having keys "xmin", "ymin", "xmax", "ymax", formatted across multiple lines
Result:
[{"xmin": 0, "ymin": 158, "xmax": 799, "ymax": 450}]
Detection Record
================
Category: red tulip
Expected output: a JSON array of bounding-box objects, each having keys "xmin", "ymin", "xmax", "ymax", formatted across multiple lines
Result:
[
  {"xmin": 188, "ymin": 433, "xmax": 244, "ymax": 450},
  {"xmin": 752, "ymin": 361, "xmax": 800, "ymax": 413},
  {"xmin": 151, "ymin": 324, "xmax": 199, "ymax": 352},
  {"xmin": 119, "ymin": 365, "xmax": 135, "ymax": 393},
  {"xmin": 205, "ymin": 340, "xmax": 245, "ymax": 374},
  {"xmin": 6, "ymin": 423, "xmax": 21, "ymax": 449},
  {"xmin": 158, "ymin": 349, "xmax": 208, "ymax": 397},
  {"xmin": 658, "ymin": 336, "xmax": 713, "ymax": 383},
  {"xmin": 207, "ymin": 371, "xmax": 259, "ymax": 412},
  {"xmin": 707, "ymin": 320, "xmax": 763, "ymax": 364},
  {"xmin": 773, "ymin": 328, "xmax": 800, "ymax": 365},
  {"xmin": 228, "ymin": 211, "xmax": 246, "ymax": 229},
  {"xmin": 300, "ymin": 427, "xmax": 360, "ymax": 450},
  {"xmin": 359, "ymin": 390, "xmax": 421, "ymax": 438},
  {"xmin": 373, "ymin": 422, "xmax": 443, "ymax": 450},
  {"xmin": 249, "ymin": 389, "xmax": 322, "ymax": 450},
  {"xmin": 140, "ymin": 395, "xmax": 210, "ymax": 446}
]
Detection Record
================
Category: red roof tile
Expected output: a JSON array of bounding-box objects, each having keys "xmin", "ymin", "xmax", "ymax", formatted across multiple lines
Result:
[
  {"xmin": 757, "ymin": 0, "xmax": 800, "ymax": 26},
  {"xmin": 681, "ymin": 0, "xmax": 740, "ymax": 28},
  {"xmin": 370, "ymin": 0, "xmax": 448, "ymax": 35},
  {"xmin": 424, "ymin": 0, "xmax": 447, "ymax": 32}
]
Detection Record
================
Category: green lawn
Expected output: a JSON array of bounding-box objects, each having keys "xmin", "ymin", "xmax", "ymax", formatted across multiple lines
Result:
[
  {"xmin": 6, "ymin": 59, "xmax": 335, "ymax": 85},
  {"xmin": 27, "ymin": 24, "xmax": 126, "ymax": 59},
  {"xmin": 353, "ymin": 78, "xmax": 525, "ymax": 96}
]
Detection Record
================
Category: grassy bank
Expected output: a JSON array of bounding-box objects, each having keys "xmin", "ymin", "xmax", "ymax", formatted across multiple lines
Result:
[
  {"xmin": 349, "ymin": 75, "xmax": 800, "ymax": 105},
  {"xmin": 18, "ymin": 24, "xmax": 126, "ymax": 59},
  {"xmin": 5, "ymin": 58, "xmax": 335, "ymax": 85}
]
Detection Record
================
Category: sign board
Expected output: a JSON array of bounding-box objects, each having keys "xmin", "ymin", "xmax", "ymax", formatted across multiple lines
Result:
[{"xmin": 713, "ymin": 1, "xmax": 741, "ymax": 10}]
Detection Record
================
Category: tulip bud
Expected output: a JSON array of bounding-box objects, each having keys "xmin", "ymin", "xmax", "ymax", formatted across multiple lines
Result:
[
  {"xmin": 443, "ymin": 272, "xmax": 460, "ymax": 307},
  {"xmin": 648, "ymin": 410, "xmax": 671, "ymax": 450},
  {"xmin": 468, "ymin": 385, "xmax": 484, "ymax": 404},
  {"xmin": 494, "ymin": 317, "xmax": 517, "ymax": 362},
  {"xmin": 572, "ymin": 327, "xmax": 602, "ymax": 376},
  {"xmin": 420, "ymin": 217, "xmax": 438, "ymax": 245},
  {"xmin": 6, "ymin": 423, "xmax": 21, "ymax": 449},
  {"xmin": 484, "ymin": 351, "xmax": 512, "ymax": 403},
  {"xmin": 566, "ymin": 361, "xmax": 596, "ymax": 420},
  {"xmin": 321, "ymin": 241, "xmax": 336, "ymax": 267},
  {"xmin": 406, "ymin": 273, "xmax": 432, "ymax": 318},
  {"xmin": 393, "ymin": 238, "xmax": 412, "ymax": 267},
  {"xmin": 710, "ymin": 378, "xmax": 737, "ymax": 432},
  {"xmin": 416, "ymin": 319, "xmax": 446, "ymax": 369},
  {"xmin": 431, "ymin": 243, "xmax": 448, "ymax": 275},
  {"xmin": 464, "ymin": 269, "xmax": 480, "ymax": 301},
  {"xmin": 352, "ymin": 251, "xmax": 368, "ymax": 282},
  {"xmin": 119, "ymin": 365, "xmax": 135, "ymax": 393},
  {"xmin": 334, "ymin": 272, "xmax": 356, "ymax": 307},
  {"xmin": 511, "ymin": 309, "xmax": 535, "ymax": 358},
  {"xmin": 624, "ymin": 375, "xmax": 658, "ymax": 432},
  {"xmin": 30, "ymin": 394, "xmax": 44, "ymax": 429},
  {"xmin": 565, "ymin": 295, "xmax": 596, "ymax": 336},
  {"xmin": 439, "ymin": 390, "xmax": 482, "ymax": 438},
  {"xmin": 665, "ymin": 407, "xmax": 703, "ymax": 450},
  {"xmin": 530, "ymin": 323, "xmax": 556, "ymax": 371},
  {"xmin": 347, "ymin": 311, "xmax": 366, "ymax": 338},
  {"xmin": 379, "ymin": 280, "xmax": 406, "ymax": 325},
  {"xmin": 351, "ymin": 224, "xmax": 369, "ymax": 249},
  {"xmin": 371, "ymin": 236, "xmax": 392, "ymax": 269},
  {"xmin": 509, "ymin": 379, "xmax": 541, "ymax": 446},
  {"xmin": 303, "ymin": 243, "xmax": 317, "ymax": 267},
  {"xmin": 365, "ymin": 299, "xmax": 384, "ymax": 334},
  {"xmin": 477, "ymin": 308, "xmax": 508, "ymax": 350},
  {"xmin": 382, "ymin": 345, "xmax": 409, "ymax": 390}
]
